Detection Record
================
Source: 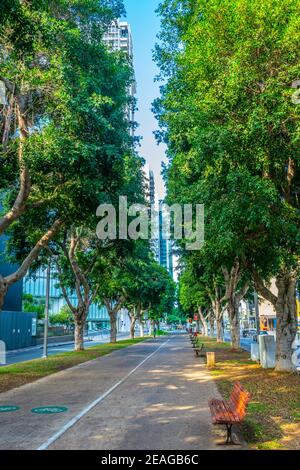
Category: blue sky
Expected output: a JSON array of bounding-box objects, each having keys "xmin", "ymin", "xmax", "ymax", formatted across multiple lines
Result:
[{"xmin": 122, "ymin": 0, "xmax": 166, "ymax": 199}]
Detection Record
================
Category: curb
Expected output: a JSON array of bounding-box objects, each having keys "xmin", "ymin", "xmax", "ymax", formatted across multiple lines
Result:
[{"xmin": 6, "ymin": 341, "xmax": 77, "ymax": 355}]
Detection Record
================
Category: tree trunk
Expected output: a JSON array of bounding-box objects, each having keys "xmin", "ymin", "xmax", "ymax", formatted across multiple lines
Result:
[
  {"xmin": 74, "ymin": 318, "xmax": 85, "ymax": 351},
  {"xmin": 215, "ymin": 299, "xmax": 224, "ymax": 342},
  {"xmin": 209, "ymin": 312, "xmax": 215, "ymax": 338},
  {"xmin": 209, "ymin": 286, "xmax": 224, "ymax": 342},
  {"xmin": 0, "ymin": 95, "xmax": 31, "ymax": 236},
  {"xmin": 216, "ymin": 316, "xmax": 224, "ymax": 343},
  {"xmin": 253, "ymin": 270, "xmax": 297, "ymax": 372},
  {"xmin": 198, "ymin": 307, "xmax": 208, "ymax": 336},
  {"xmin": 129, "ymin": 314, "xmax": 136, "ymax": 339},
  {"xmin": 222, "ymin": 263, "xmax": 249, "ymax": 350},
  {"xmin": 0, "ymin": 276, "xmax": 8, "ymax": 311},
  {"xmin": 228, "ymin": 301, "xmax": 240, "ymax": 350},
  {"xmin": 274, "ymin": 274, "xmax": 297, "ymax": 372},
  {"xmin": 139, "ymin": 321, "xmax": 144, "ymax": 338},
  {"xmin": 110, "ymin": 311, "xmax": 118, "ymax": 343}
]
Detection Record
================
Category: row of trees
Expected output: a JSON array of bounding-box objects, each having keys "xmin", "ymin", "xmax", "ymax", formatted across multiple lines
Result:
[
  {"xmin": 0, "ymin": 0, "xmax": 175, "ymax": 350},
  {"xmin": 155, "ymin": 0, "xmax": 300, "ymax": 371},
  {"xmin": 48, "ymin": 233, "xmax": 175, "ymax": 348}
]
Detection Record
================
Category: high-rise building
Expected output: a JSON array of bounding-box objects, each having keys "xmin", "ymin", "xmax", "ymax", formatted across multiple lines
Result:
[
  {"xmin": 23, "ymin": 266, "xmax": 110, "ymax": 329},
  {"xmin": 168, "ymin": 240, "xmax": 174, "ymax": 277},
  {"xmin": 144, "ymin": 165, "xmax": 159, "ymax": 261},
  {"xmin": 103, "ymin": 20, "xmax": 136, "ymax": 123},
  {"xmin": 143, "ymin": 164, "xmax": 155, "ymax": 206},
  {"xmin": 103, "ymin": 20, "xmax": 133, "ymax": 56},
  {"xmin": 143, "ymin": 166, "xmax": 174, "ymax": 278},
  {"xmin": 158, "ymin": 200, "xmax": 174, "ymax": 279}
]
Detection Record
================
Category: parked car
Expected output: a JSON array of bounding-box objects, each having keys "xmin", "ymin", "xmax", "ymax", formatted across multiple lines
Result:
[
  {"xmin": 242, "ymin": 328, "xmax": 257, "ymax": 338},
  {"xmin": 252, "ymin": 330, "xmax": 269, "ymax": 343}
]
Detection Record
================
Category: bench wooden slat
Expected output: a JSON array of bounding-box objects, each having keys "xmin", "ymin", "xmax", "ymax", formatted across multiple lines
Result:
[
  {"xmin": 209, "ymin": 399, "xmax": 240, "ymax": 424},
  {"xmin": 209, "ymin": 382, "xmax": 251, "ymax": 426},
  {"xmin": 229, "ymin": 382, "xmax": 251, "ymax": 420}
]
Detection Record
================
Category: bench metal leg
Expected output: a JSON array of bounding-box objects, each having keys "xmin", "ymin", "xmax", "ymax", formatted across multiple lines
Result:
[
  {"xmin": 215, "ymin": 424, "xmax": 241, "ymax": 446},
  {"xmin": 226, "ymin": 425, "xmax": 233, "ymax": 444},
  {"xmin": 224, "ymin": 424, "xmax": 239, "ymax": 445}
]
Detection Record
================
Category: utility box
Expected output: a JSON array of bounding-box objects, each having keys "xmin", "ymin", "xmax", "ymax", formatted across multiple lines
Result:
[
  {"xmin": 251, "ymin": 342, "xmax": 260, "ymax": 362},
  {"xmin": 259, "ymin": 335, "xmax": 276, "ymax": 369}
]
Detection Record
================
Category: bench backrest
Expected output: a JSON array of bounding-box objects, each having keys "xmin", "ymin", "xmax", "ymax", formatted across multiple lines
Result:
[{"xmin": 229, "ymin": 382, "xmax": 251, "ymax": 419}]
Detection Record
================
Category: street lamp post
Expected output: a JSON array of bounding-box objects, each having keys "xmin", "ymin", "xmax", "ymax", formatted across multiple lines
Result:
[
  {"xmin": 254, "ymin": 291, "xmax": 260, "ymax": 336},
  {"xmin": 42, "ymin": 260, "xmax": 51, "ymax": 358},
  {"xmin": 254, "ymin": 291, "xmax": 260, "ymax": 362}
]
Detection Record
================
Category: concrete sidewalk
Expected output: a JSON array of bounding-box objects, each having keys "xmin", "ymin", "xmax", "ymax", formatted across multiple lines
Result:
[{"xmin": 0, "ymin": 335, "xmax": 245, "ymax": 450}]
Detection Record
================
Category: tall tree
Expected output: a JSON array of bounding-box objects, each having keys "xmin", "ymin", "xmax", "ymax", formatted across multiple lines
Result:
[
  {"xmin": 48, "ymin": 227, "xmax": 102, "ymax": 351},
  {"xmin": 0, "ymin": 0, "xmax": 136, "ymax": 308},
  {"xmin": 179, "ymin": 264, "xmax": 211, "ymax": 336},
  {"xmin": 155, "ymin": 0, "xmax": 300, "ymax": 370}
]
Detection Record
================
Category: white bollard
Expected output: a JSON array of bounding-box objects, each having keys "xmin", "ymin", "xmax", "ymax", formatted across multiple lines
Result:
[
  {"xmin": 251, "ymin": 343, "xmax": 260, "ymax": 362},
  {"xmin": 259, "ymin": 335, "xmax": 276, "ymax": 368}
]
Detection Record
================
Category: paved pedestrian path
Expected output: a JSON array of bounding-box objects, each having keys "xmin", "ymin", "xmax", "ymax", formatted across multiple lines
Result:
[{"xmin": 0, "ymin": 335, "xmax": 244, "ymax": 450}]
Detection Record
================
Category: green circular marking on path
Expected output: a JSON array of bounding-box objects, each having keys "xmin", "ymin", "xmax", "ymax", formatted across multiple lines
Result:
[
  {"xmin": 31, "ymin": 406, "xmax": 68, "ymax": 415},
  {"xmin": 0, "ymin": 406, "xmax": 20, "ymax": 413}
]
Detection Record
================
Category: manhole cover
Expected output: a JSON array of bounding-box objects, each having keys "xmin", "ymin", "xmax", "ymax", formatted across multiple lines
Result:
[
  {"xmin": 31, "ymin": 406, "xmax": 68, "ymax": 414},
  {"xmin": 0, "ymin": 406, "xmax": 20, "ymax": 413}
]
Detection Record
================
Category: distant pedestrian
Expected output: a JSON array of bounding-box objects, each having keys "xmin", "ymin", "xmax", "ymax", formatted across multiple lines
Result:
[{"xmin": 153, "ymin": 326, "xmax": 157, "ymax": 339}]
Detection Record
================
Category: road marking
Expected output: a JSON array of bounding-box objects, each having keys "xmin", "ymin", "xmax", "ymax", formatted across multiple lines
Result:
[
  {"xmin": 31, "ymin": 406, "xmax": 68, "ymax": 414},
  {"xmin": 37, "ymin": 338, "xmax": 169, "ymax": 450},
  {"xmin": 0, "ymin": 406, "xmax": 20, "ymax": 413}
]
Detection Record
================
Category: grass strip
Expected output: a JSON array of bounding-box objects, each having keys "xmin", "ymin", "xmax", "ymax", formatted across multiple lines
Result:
[
  {"xmin": 200, "ymin": 336, "xmax": 300, "ymax": 450},
  {"xmin": 0, "ymin": 337, "xmax": 149, "ymax": 394}
]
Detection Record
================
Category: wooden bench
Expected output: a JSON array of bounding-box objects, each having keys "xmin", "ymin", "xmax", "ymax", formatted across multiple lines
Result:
[
  {"xmin": 190, "ymin": 333, "xmax": 200, "ymax": 343},
  {"xmin": 208, "ymin": 382, "xmax": 251, "ymax": 445},
  {"xmin": 194, "ymin": 343, "xmax": 204, "ymax": 357},
  {"xmin": 190, "ymin": 337, "xmax": 204, "ymax": 357},
  {"xmin": 191, "ymin": 337, "xmax": 200, "ymax": 347}
]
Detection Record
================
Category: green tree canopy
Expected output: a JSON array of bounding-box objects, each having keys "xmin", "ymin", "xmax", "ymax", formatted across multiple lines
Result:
[{"xmin": 155, "ymin": 0, "xmax": 300, "ymax": 368}]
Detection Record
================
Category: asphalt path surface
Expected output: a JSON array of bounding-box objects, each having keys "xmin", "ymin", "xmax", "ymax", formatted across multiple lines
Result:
[{"xmin": 0, "ymin": 335, "xmax": 245, "ymax": 450}]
